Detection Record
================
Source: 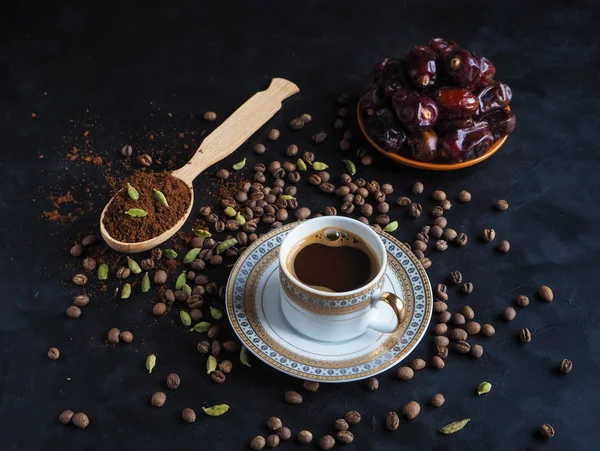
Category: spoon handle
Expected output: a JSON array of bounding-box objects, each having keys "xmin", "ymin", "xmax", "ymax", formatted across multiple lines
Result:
[{"xmin": 172, "ymin": 78, "xmax": 299, "ymax": 185}]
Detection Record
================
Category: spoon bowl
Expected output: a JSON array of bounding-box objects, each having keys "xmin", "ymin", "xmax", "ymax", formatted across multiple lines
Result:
[{"xmin": 100, "ymin": 78, "xmax": 299, "ymax": 253}]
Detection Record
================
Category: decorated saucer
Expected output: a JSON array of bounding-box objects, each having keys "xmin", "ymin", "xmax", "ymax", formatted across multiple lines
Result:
[{"xmin": 225, "ymin": 221, "xmax": 433, "ymax": 382}]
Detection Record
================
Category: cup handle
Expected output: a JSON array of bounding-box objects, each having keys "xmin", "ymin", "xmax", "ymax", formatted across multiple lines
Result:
[{"xmin": 366, "ymin": 292, "xmax": 406, "ymax": 334}]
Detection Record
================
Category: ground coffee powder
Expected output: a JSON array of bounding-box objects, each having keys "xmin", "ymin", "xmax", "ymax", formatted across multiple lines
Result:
[{"xmin": 103, "ymin": 171, "xmax": 191, "ymax": 243}]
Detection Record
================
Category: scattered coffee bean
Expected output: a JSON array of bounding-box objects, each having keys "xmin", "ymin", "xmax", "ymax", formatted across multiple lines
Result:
[
  {"xmin": 295, "ymin": 207, "xmax": 311, "ymax": 220},
  {"xmin": 73, "ymin": 294, "xmax": 89, "ymax": 307},
  {"xmin": 420, "ymin": 257, "xmax": 432, "ymax": 269},
  {"xmin": 250, "ymin": 436, "xmax": 266, "ymax": 450},
  {"xmin": 285, "ymin": 391, "xmax": 303, "ymax": 404},
  {"xmin": 121, "ymin": 144, "xmax": 133, "ymax": 157},
  {"xmin": 436, "ymin": 346, "xmax": 449, "ymax": 359},
  {"xmin": 461, "ymin": 305, "xmax": 475, "ymax": 320},
  {"xmin": 470, "ymin": 344, "xmax": 484, "ymax": 359},
  {"xmin": 107, "ymin": 327, "xmax": 120, "ymax": 345},
  {"xmin": 218, "ymin": 360, "xmax": 232, "ymax": 374},
  {"xmin": 266, "ymin": 434, "xmax": 280, "ymax": 448},
  {"xmin": 48, "ymin": 347, "xmax": 60, "ymax": 360},
  {"xmin": 462, "ymin": 282, "xmax": 474, "ymax": 295},
  {"xmin": 431, "ymin": 206, "xmax": 444, "ymax": 217},
  {"xmin": 439, "ymin": 311, "xmax": 452, "ymax": 323},
  {"xmin": 409, "ymin": 203, "xmax": 422, "ymax": 217},
  {"xmin": 436, "ymin": 240, "xmax": 448, "ymax": 251},
  {"xmin": 435, "ymin": 336, "xmax": 450, "ymax": 347},
  {"xmin": 434, "ymin": 301, "xmax": 448, "ymax": 313},
  {"xmin": 166, "ymin": 373, "xmax": 181, "ymax": 389},
  {"xmin": 268, "ymin": 129, "xmax": 280, "ymax": 140},
  {"xmin": 455, "ymin": 232, "xmax": 468, "ymax": 246},
  {"xmin": 82, "ymin": 257, "xmax": 96, "ymax": 271},
  {"xmin": 410, "ymin": 358, "xmax": 426, "ymax": 371},
  {"xmin": 216, "ymin": 168, "xmax": 229, "ymax": 180},
  {"xmin": 496, "ymin": 240, "xmax": 510, "ymax": 253},
  {"xmin": 312, "ymin": 131, "xmax": 327, "ymax": 143},
  {"xmin": 453, "ymin": 313, "xmax": 466, "ymax": 326},
  {"xmin": 59, "ymin": 409, "xmax": 74, "ymax": 424},
  {"xmin": 519, "ymin": 327, "xmax": 532, "ymax": 343},
  {"xmin": 432, "ymin": 190, "xmax": 446, "ymax": 202},
  {"xmin": 303, "ymin": 380, "xmax": 319, "ymax": 392},
  {"xmin": 72, "ymin": 412, "xmax": 89, "ymax": 429},
  {"xmin": 560, "ymin": 359, "xmax": 573, "ymax": 374},
  {"xmin": 495, "ymin": 199, "xmax": 509, "ymax": 211},
  {"xmin": 450, "ymin": 328, "xmax": 468, "ymax": 342},
  {"xmin": 337, "ymin": 430, "xmax": 354, "ymax": 444},
  {"xmin": 539, "ymin": 423, "xmax": 555, "ymax": 439},
  {"xmin": 151, "ymin": 391, "xmax": 166, "ymax": 407},
  {"xmin": 278, "ymin": 427, "xmax": 292, "ymax": 440},
  {"xmin": 361, "ymin": 376, "xmax": 379, "ymax": 392},
  {"xmin": 66, "ymin": 305, "xmax": 81, "ymax": 319},
  {"xmin": 456, "ymin": 190, "xmax": 471, "ymax": 202},
  {"xmin": 434, "ymin": 216, "xmax": 448, "ymax": 228},
  {"xmin": 386, "ymin": 411, "xmax": 400, "ymax": 430},
  {"xmin": 450, "ymin": 271, "xmax": 463, "ymax": 285},
  {"xmin": 267, "ymin": 417, "xmax": 283, "ymax": 430},
  {"xmin": 440, "ymin": 199, "xmax": 452, "ymax": 211},
  {"xmin": 72, "ymin": 274, "xmax": 88, "ymax": 286},
  {"xmin": 254, "ymin": 143, "xmax": 267, "ymax": 155},
  {"xmin": 345, "ymin": 410, "xmax": 361, "ymax": 424},
  {"xmin": 290, "ymin": 117, "xmax": 304, "ymax": 130},
  {"xmin": 465, "ymin": 322, "xmax": 481, "ymax": 335},
  {"xmin": 412, "ymin": 182, "xmax": 424, "ymax": 195},
  {"xmin": 429, "ymin": 393, "xmax": 445, "ymax": 408},
  {"xmin": 431, "ymin": 355, "xmax": 445, "ymax": 369},
  {"xmin": 335, "ymin": 418, "xmax": 349, "ymax": 431},
  {"xmin": 396, "ymin": 196, "xmax": 412, "ymax": 207},
  {"xmin": 441, "ymin": 229, "xmax": 455, "ymax": 242},
  {"xmin": 152, "ymin": 303, "xmax": 167, "ymax": 316},
  {"xmin": 397, "ymin": 366, "xmax": 414, "ymax": 380},
  {"xmin": 210, "ymin": 369, "xmax": 226, "ymax": 384},
  {"xmin": 298, "ymin": 430, "xmax": 313, "ymax": 444},
  {"xmin": 197, "ymin": 341, "xmax": 210, "ymax": 354},
  {"xmin": 482, "ymin": 228, "xmax": 496, "ymax": 242},
  {"xmin": 119, "ymin": 331, "xmax": 133, "ymax": 343},
  {"xmin": 203, "ymin": 111, "xmax": 217, "ymax": 121},
  {"xmin": 139, "ymin": 153, "xmax": 153, "ymax": 167},
  {"xmin": 116, "ymin": 267, "xmax": 130, "ymax": 279},
  {"xmin": 539, "ymin": 285, "xmax": 553, "ymax": 302},
  {"xmin": 435, "ymin": 291, "xmax": 449, "ymax": 302},
  {"xmin": 434, "ymin": 323, "xmax": 448, "ymax": 336},
  {"xmin": 402, "ymin": 401, "xmax": 421, "ymax": 419},
  {"xmin": 81, "ymin": 235, "xmax": 97, "ymax": 247},
  {"xmin": 455, "ymin": 340, "xmax": 471, "ymax": 354},
  {"xmin": 481, "ymin": 324, "xmax": 495, "ymax": 337},
  {"xmin": 502, "ymin": 306, "xmax": 517, "ymax": 321},
  {"xmin": 318, "ymin": 435, "xmax": 335, "ymax": 450}
]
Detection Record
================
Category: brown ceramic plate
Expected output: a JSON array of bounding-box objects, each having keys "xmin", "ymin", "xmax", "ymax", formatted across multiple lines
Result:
[{"xmin": 357, "ymin": 104, "xmax": 509, "ymax": 171}]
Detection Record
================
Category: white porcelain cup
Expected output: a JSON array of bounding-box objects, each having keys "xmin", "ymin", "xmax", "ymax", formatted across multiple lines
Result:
[{"xmin": 279, "ymin": 216, "xmax": 405, "ymax": 342}]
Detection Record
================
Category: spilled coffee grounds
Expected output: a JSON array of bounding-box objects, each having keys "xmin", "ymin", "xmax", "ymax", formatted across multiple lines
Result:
[{"xmin": 103, "ymin": 171, "xmax": 191, "ymax": 243}]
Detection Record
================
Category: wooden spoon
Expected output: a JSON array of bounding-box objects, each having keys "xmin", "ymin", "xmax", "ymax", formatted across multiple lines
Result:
[{"xmin": 100, "ymin": 78, "xmax": 299, "ymax": 253}]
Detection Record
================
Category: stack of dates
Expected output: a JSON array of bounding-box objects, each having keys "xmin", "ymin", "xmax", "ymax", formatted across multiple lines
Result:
[{"xmin": 360, "ymin": 38, "xmax": 516, "ymax": 163}]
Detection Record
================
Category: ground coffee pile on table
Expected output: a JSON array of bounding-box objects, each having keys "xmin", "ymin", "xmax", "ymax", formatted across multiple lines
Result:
[{"xmin": 102, "ymin": 171, "xmax": 191, "ymax": 242}]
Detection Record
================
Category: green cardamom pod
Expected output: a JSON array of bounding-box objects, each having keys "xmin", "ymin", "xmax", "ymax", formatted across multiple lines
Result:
[
  {"xmin": 183, "ymin": 248, "xmax": 201, "ymax": 263},
  {"xmin": 141, "ymin": 272, "xmax": 151, "ymax": 293},
  {"xmin": 202, "ymin": 404, "xmax": 230, "ymax": 417},
  {"xmin": 193, "ymin": 229, "xmax": 212, "ymax": 238},
  {"xmin": 153, "ymin": 189, "xmax": 169, "ymax": 207},
  {"xmin": 235, "ymin": 213, "xmax": 246, "ymax": 225},
  {"xmin": 180, "ymin": 311, "xmax": 192, "ymax": 327},
  {"xmin": 343, "ymin": 159, "xmax": 356, "ymax": 176},
  {"xmin": 182, "ymin": 283, "xmax": 192, "ymax": 297},
  {"xmin": 127, "ymin": 257, "xmax": 142, "ymax": 274},
  {"xmin": 124, "ymin": 208, "xmax": 148, "ymax": 217},
  {"xmin": 312, "ymin": 162, "xmax": 328, "ymax": 171},
  {"xmin": 207, "ymin": 355, "xmax": 217, "ymax": 374},
  {"xmin": 439, "ymin": 418, "xmax": 470, "ymax": 435},
  {"xmin": 216, "ymin": 238, "xmax": 238, "ymax": 255},
  {"xmin": 384, "ymin": 221, "xmax": 399, "ymax": 233},
  {"xmin": 163, "ymin": 249, "xmax": 178, "ymax": 259},
  {"xmin": 232, "ymin": 158, "xmax": 246, "ymax": 170},
  {"xmin": 146, "ymin": 354, "xmax": 156, "ymax": 373},
  {"xmin": 280, "ymin": 195, "xmax": 295, "ymax": 200},
  {"xmin": 210, "ymin": 307, "xmax": 223, "ymax": 320},
  {"xmin": 97, "ymin": 263, "xmax": 108, "ymax": 281},
  {"xmin": 477, "ymin": 381, "xmax": 492, "ymax": 396},
  {"xmin": 121, "ymin": 283, "xmax": 132, "ymax": 299},
  {"xmin": 190, "ymin": 321, "xmax": 211, "ymax": 333},
  {"xmin": 175, "ymin": 272, "xmax": 186, "ymax": 290},
  {"xmin": 127, "ymin": 183, "xmax": 139, "ymax": 200},
  {"xmin": 224, "ymin": 206, "xmax": 237, "ymax": 217},
  {"xmin": 297, "ymin": 158, "xmax": 307, "ymax": 171},
  {"xmin": 240, "ymin": 345, "xmax": 251, "ymax": 367}
]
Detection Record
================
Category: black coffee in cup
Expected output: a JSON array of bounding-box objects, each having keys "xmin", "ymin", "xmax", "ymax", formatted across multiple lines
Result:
[{"xmin": 287, "ymin": 228, "xmax": 379, "ymax": 292}]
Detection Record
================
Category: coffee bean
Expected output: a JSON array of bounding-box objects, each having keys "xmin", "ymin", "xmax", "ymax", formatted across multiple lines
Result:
[
  {"xmin": 211, "ymin": 369, "xmax": 226, "ymax": 384},
  {"xmin": 164, "ymin": 290, "xmax": 175, "ymax": 304},
  {"xmin": 495, "ymin": 199, "xmax": 509, "ymax": 211},
  {"xmin": 436, "ymin": 240, "xmax": 448, "ymax": 251},
  {"xmin": 434, "ymin": 323, "xmax": 448, "ymax": 336},
  {"xmin": 250, "ymin": 436, "xmax": 266, "ymax": 450},
  {"xmin": 295, "ymin": 207, "xmax": 311, "ymax": 220},
  {"xmin": 284, "ymin": 391, "xmax": 303, "ymax": 404},
  {"xmin": 119, "ymin": 331, "xmax": 133, "ymax": 343},
  {"xmin": 440, "ymin": 199, "xmax": 452, "ymax": 211},
  {"xmin": 441, "ymin": 229, "xmax": 456, "ymax": 242},
  {"xmin": 81, "ymin": 235, "xmax": 97, "ymax": 247},
  {"xmin": 386, "ymin": 411, "xmax": 400, "ymax": 430},
  {"xmin": 81, "ymin": 258, "xmax": 95, "ymax": 271},
  {"xmin": 420, "ymin": 257, "xmax": 432, "ymax": 269},
  {"xmin": 450, "ymin": 328, "xmax": 468, "ymax": 342},
  {"xmin": 496, "ymin": 240, "xmax": 510, "ymax": 252},
  {"xmin": 73, "ymin": 295, "xmax": 89, "ymax": 307},
  {"xmin": 465, "ymin": 322, "xmax": 481, "ymax": 335},
  {"xmin": 216, "ymin": 168, "xmax": 230, "ymax": 180},
  {"xmin": 435, "ymin": 291, "xmax": 448, "ymax": 302},
  {"xmin": 297, "ymin": 430, "xmax": 313, "ymax": 444},
  {"xmin": 431, "ymin": 355, "xmax": 445, "ymax": 369},
  {"xmin": 449, "ymin": 271, "xmax": 462, "ymax": 285},
  {"xmin": 434, "ymin": 301, "xmax": 448, "ymax": 313},
  {"xmin": 303, "ymin": 380, "xmax": 319, "ymax": 392},
  {"xmin": 72, "ymin": 412, "xmax": 89, "ymax": 429},
  {"xmin": 285, "ymin": 186, "xmax": 297, "ymax": 196},
  {"xmin": 409, "ymin": 203, "xmax": 422, "ymax": 217},
  {"xmin": 431, "ymin": 206, "xmax": 444, "ymax": 217},
  {"xmin": 107, "ymin": 327, "xmax": 120, "ymax": 345},
  {"xmin": 267, "ymin": 129, "xmax": 280, "ymax": 140},
  {"xmin": 70, "ymin": 244, "xmax": 84, "ymax": 257},
  {"xmin": 152, "ymin": 302, "xmax": 167, "ymax": 316},
  {"xmin": 48, "ymin": 347, "xmax": 60, "ymax": 360},
  {"xmin": 396, "ymin": 196, "xmax": 412, "ymax": 207},
  {"xmin": 402, "ymin": 401, "xmax": 420, "ymax": 420},
  {"xmin": 434, "ymin": 336, "xmax": 450, "ymax": 347},
  {"xmin": 436, "ymin": 346, "xmax": 449, "ymax": 359},
  {"xmin": 312, "ymin": 131, "xmax": 327, "ymax": 143},
  {"xmin": 319, "ymin": 435, "xmax": 335, "ymax": 450},
  {"xmin": 344, "ymin": 410, "xmax": 361, "ymax": 424},
  {"xmin": 203, "ymin": 111, "xmax": 217, "ymax": 121},
  {"xmin": 357, "ymin": 216, "xmax": 369, "ymax": 225},
  {"xmin": 197, "ymin": 341, "xmax": 210, "ymax": 354},
  {"xmin": 72, "ymin": 274, "xmax": 88, "ymax": 286},
  {"xmin": 341, "ymin": 201, "xmax": 355, "ymax": 214},
  {"xmin": 324, "ymin": 206, "xmax": 337, "ymax": 216},
  {"xmin": 365, "ymin": 376, "xmax": 379, "ymax": 391},
  {"xmin": 453, "ymin": 313, "xmax": 466, "ymax": 326},
  {"xmin": 538, "ymin": 285, "xmax": 553, "ymax": 302},
  {"xmin": 337, "ymin": 431, "xmax": 354, "ymax": 444},
  {"xmin": 254, "ymin": 143, "xmax": 267, "ymax": 155},
  {"xmin": 207, "ymin": 325, "xmax": 219, "ymax": 339},
  {"xmin": 290, "ymin": 117, "xmax": 304, "ymax": 130},
  {"xmin": 539, "ymin": 423, "xmax": 555, "ymax": 439},
  {"xmin": 397, "ymin": 366, "xmax": 414, "ymax": 380},
  {"xmin": 277, "ymin": 427, "xmax": 292, "ymax": 441},
  {"xmin": 480, "ymin": 324, "xmax": 495, "ymax": 337},
  {"xmin": 266, "ymin": 416, "xmax": 283, "ymax": 431},
  {"xmin": 288, "ymin": 171, "xmax": 301, "ymax": 183},
  {"xmin": 461, "ymin": 282, "xmax": 473, "ymax": 295},
  {"xmin": 434, "ymin": 216, "xmax": 448, "ymax": 228},
  {"xmin": 333, "ymin": 419, "xmax": 349, "ymax": 432},
  {"xmin": 431, "ymin": 393, "xmax": 445, "ymax": 407},
  {"xmin": 410, "ymin": 358, "xmax": 427, "ymax": 371},
  {"xmin": 121, "ymin": 144, "xmax": 133, "ymax": 157},
  {"xmin": 59, "ymin": 409, "xmax": 74, "ymax": 424},
  {"xmin": 361, "ymin": 154, "xmax": 373, "ymax": 166},
  {"xmin": 266, "ymin": 434, "xmax": 280, "ymax": 448},
  {"xmin": 380, "ymin": 183, "xmax": 393, "ymax": 195},
  {"xmin": 66, "ymin": 305, "xmax": 81, "ymax": 319},
  {"xmin": 413, "ymin": 250, "xmax": 425, "ymax": 259},
  {"xmin": 461, "ymin": 305, "xmax": 475, "ymax": 320},
  {"xmin": 457, "ymin": 190, "xmax": 471, "ymax": 202},
  {"xmin": 455, "ymin": 232, "xmax": 468, "ymax": 246},
  {"xmin": 518, "ymin": 327, "xmax": 532, "ymax": 343},
  {"xmin": 412, "ymin": 182, "xmax": 424, "ymax": 195},
  {"xmin": 376, "ymin": 202, "xmax": 390, "ymax": 214},
  {"xmin": 455, "ymin": 340, "xmax": 471, "ymax": 354},
  {"xmin": 439, "ymin": 311, "xmax": 452, "ymax": 323},
  {"xmin": 139, "ymin": 153, "xmax": 153, "ymax": 167},
  {"xmin": 432, "ymin": 190, "xmax": 446, "ymax": 201},
  {"xmin": 560, "ymin": 359, "xmax": 573, "ymax": 373},
  {"xmin": 470, "ymin": 344, "xmax": 484, "ymax": 359},
  {"xmin": 376, "ymin": 214, "xmax": 390, "ymax": 225},
  {"xmin": 502, "ymin": 306, "xmax": 517, "ymax": 321},
  {"xmin": 285, "ymin": 144, "xmax": 299, "ymax": 158},
  {"xmin": 353, "ymin": 194, "xmax": 365, "ymax": 206},
  {"xmin": 482, "ymin": 228, "xmax": 496, "ymax": 242},
  {"xmin": 299, "ymin": 113, "xmax": 312, "ymax": 123}
]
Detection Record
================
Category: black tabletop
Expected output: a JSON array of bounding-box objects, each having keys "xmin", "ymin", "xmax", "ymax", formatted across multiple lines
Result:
[{"xmin": 2, "ymin": 1, "xmax": 600, "ymax": 450}]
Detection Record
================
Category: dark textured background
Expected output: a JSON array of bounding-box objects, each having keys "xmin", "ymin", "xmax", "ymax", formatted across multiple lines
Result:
[{"xmin": 2, "ymin": 1, "xmax": 600, "ymax": 450}]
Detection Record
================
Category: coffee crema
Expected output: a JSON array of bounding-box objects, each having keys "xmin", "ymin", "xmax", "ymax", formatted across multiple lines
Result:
[{"xmin": 287, "ymin": 227, "xmax": 379, "ymax": 293}]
